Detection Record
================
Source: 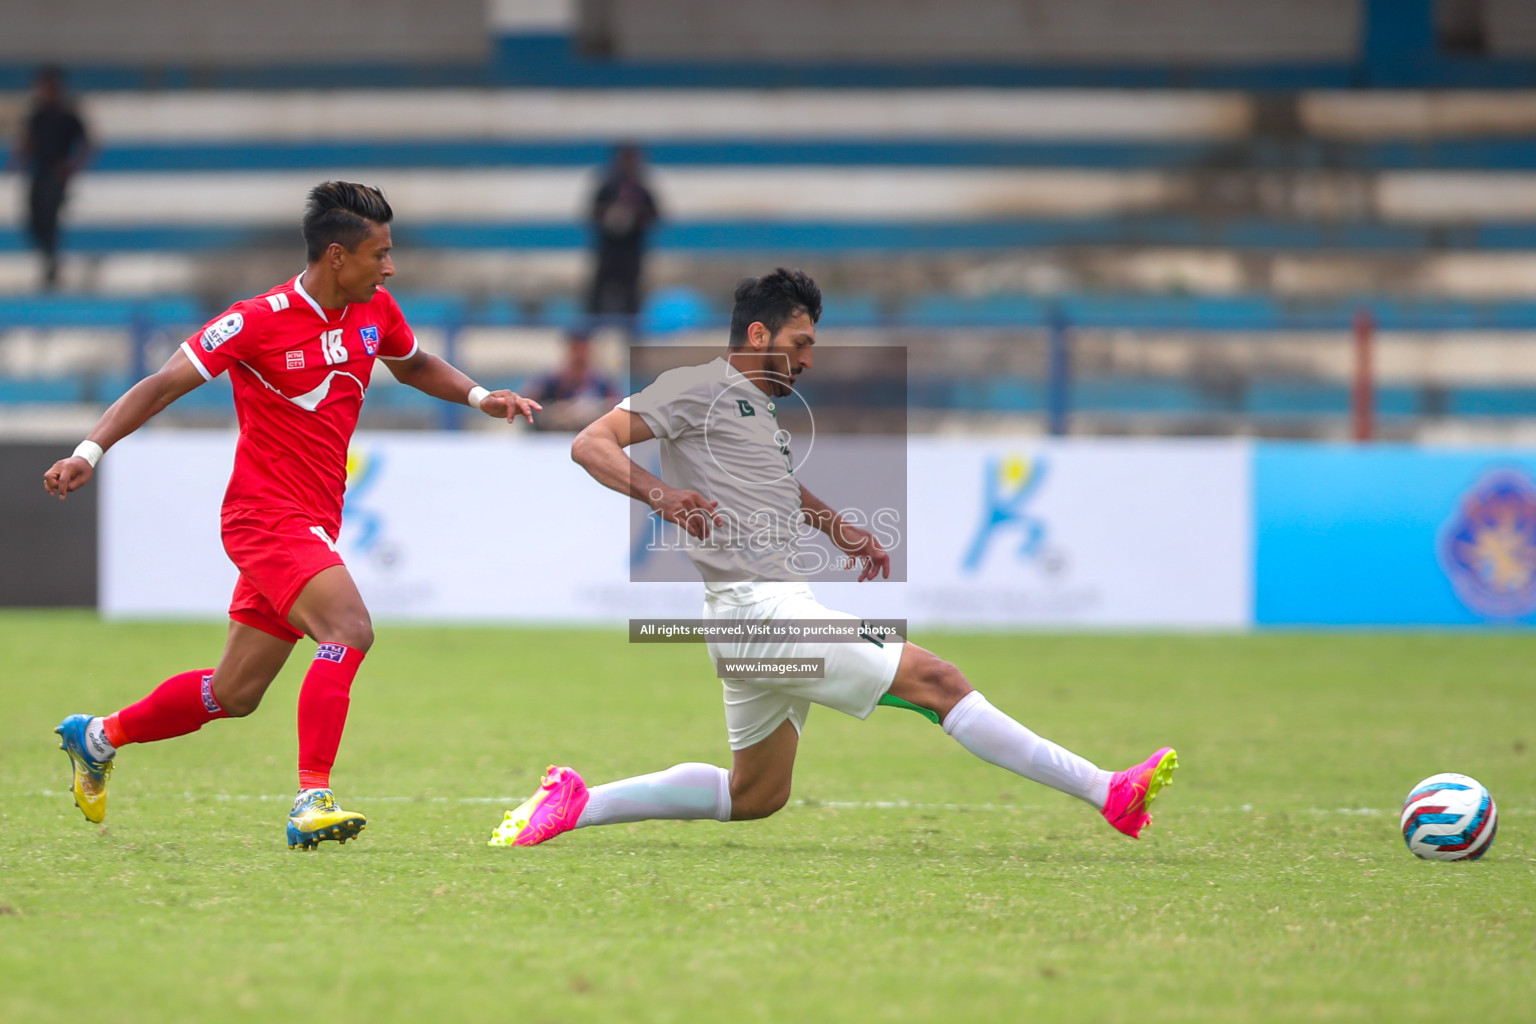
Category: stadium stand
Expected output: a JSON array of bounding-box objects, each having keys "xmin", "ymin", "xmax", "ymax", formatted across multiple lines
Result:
[{"xmin": 4, "ymin": 0, "xmax": 1536, "ymax": 439}]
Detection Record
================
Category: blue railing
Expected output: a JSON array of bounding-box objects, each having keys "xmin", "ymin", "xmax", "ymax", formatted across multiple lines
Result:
[
  {"xmin": 5, "ymin": 291, "xmax": 1536, "ymax": 428},
  {"xmin": 11, "ymin": 218, "xmax": 1536, "ymax": 256},
  {"xmin": 10, "ymin": 138, "xmax": 1536, "ymax": 173}
]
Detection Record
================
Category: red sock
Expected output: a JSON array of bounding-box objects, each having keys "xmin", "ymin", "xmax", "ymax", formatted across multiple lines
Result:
[
  {"xmin": 296, "ymin": 643, "xmax": 364, "ymax": 790},
  {"xmin": 104, "ymin": 669, "xmax": 226, "ymax": 747}
]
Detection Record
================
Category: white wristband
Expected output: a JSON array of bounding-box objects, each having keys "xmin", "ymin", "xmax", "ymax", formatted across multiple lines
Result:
[
  {"xmin": 73, "ymin": 440, "xmax": 103, "ymax": 468},
  {"xmin": 467, "ymin": 385, "xmax": 491, "ymax": 409}
]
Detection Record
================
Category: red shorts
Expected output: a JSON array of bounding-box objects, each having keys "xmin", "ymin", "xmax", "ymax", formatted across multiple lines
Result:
[{"xmin": 222, "ymin": 509, "xmax": 345, "ymax": 643}]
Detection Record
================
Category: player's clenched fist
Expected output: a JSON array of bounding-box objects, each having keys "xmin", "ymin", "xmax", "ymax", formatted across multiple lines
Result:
[
  {"xmin": 43, "ymin": 457, "xmax": 94, "ymax": 499},
  {"xmin": 476, "ymin": 389, "xmax": 542, "ymax": 425},
  {"xmin": 650, "ymin": 486, "xmax": 724, "ymax": 539}
]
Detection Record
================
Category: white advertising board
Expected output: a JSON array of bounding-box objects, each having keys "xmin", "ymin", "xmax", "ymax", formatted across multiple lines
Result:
[
  {"xmin": 101, "ymin": 433, "xmax": 1251, "ymax": 628},
  {"xmin": 896, "ymin": 437, "xmax": 1250, "ymax": 627},
  {"xmin": 100, "ymin": 431, "xmax": 699, "ymax": 623}
]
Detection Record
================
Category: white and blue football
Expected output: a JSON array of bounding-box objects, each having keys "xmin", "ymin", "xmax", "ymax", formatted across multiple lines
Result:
[{"xmin": 1400, "ymin": 773, "xmax": 1498, "ymax": 861}]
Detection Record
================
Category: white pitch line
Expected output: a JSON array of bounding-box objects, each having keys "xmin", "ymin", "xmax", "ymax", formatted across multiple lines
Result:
[
  {"xmin": 22, "ymin": 791, "xmax": 1531, "ymax": 815},
  {"xmin": 27, "ymin": 789, "xmax": 517, "ymax": 805}
]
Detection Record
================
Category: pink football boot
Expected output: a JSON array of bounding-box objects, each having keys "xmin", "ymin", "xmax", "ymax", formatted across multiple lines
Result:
[
  {"xmin": 1102, "ymin": 747, "xmax": 1178, "ymax": 839},
  {"xmin": 489, "ymin": 766, "xmax": 590, "ymax": 847}
]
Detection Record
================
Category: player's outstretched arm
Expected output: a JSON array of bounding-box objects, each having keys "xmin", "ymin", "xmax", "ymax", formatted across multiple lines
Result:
[
  {"xmin": 801, "ymin": 484, "xmax": 890, "ymax": 581},
  {"xmin": 43, "ymin": 348, "xmax": 206, "ymax": 499},
  {"xmin": 572, "ymin": 407, "xmax": 723, "ymax": 538},
  {"xmin": 384, "ymin": 349, "xmax": 540, "ymax": 424}
]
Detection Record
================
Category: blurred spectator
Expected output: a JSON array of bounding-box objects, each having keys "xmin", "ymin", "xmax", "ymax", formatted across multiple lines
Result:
[
  {"xmin": 586, "ymin": 143, "xmax": 660, "ymax": 332},
  {"xmin": 523, "ymin": 332, "xmax": 620, "ymax": 431},
  {"xmin": 13, "ymin": 66, "xmax": 90, "ymax": 291}
]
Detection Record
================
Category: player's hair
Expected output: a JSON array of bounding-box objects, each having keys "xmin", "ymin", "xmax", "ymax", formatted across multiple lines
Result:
[
  {"xmin": 302, "ymin": 181, "xmax": 393, "ymax": 262},
  {"xmin": 728, "ymin": 268, "xmax": 822, "ymax": 348}
]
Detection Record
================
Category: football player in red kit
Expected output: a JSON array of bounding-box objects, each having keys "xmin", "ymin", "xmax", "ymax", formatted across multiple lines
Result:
[{"xmin": 43, "ymin": 181, "xmax": 539, "ymax": 848}]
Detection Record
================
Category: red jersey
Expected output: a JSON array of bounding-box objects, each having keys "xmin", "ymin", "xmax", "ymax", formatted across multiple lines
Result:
[{"xmin": 179, "ymin": 275, "xmax": 418, "ymax": 532}]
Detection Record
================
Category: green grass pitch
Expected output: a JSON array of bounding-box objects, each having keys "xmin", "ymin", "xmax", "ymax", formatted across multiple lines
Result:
[{"xmin": 1, "ymin": 611, "xmax": 1532, "ymax": 1022}]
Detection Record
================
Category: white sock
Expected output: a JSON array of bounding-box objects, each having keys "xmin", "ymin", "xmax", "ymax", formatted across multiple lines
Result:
[
  {"xmin": 942, "ymin": 691, "xmax": 1112, "ymax": 809},
  {"xmin": 84, "ymin": 717, "xmax": 116, "ymax": 762},
  {"xmin": 575, "ymin": 762, "xmax": 732, "ymax": 827}
]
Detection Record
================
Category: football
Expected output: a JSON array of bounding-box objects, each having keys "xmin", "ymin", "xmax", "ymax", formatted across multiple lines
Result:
[{"xmin": 1400, "ymin": 773, "xmax": 1498, "ymax": 861}]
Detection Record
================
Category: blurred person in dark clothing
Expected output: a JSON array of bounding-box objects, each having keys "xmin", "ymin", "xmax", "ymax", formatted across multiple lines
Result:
[
  {"xmin": 13, "ymin": 66, "xmax": 90, "ymax": 290},
  {"xmin": 586, "ymin": 143, "xmax": 659, "ymax": 331},
  {"xmin": 523, "ymin": 331, "xmax": 619, "ymax": 431}
]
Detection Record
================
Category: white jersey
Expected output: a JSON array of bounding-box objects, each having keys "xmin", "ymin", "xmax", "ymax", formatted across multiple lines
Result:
[{"xmin": 620, "ymin": 356, "xmax": 807, "ymax": 601}]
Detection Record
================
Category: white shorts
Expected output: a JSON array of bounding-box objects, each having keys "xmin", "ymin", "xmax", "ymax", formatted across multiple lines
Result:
[{"xmin": 703, "ymin": 583, "xmax": 906, "ymax": 750}]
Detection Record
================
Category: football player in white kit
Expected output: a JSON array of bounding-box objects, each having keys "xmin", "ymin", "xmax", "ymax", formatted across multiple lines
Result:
[{"xmin": 490, "ymin": 268, "xmax": 1177, "ymax": 847}]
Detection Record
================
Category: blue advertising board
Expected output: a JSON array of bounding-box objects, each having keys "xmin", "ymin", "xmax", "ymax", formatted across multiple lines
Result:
[{"xmin": 1255, "ymin": 443, "xmax": 1536, "ymax": 625}]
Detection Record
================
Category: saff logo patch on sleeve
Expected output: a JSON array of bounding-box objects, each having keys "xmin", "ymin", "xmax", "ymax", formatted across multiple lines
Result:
[
  {"xmin": 359, "ymin": 325, "xmax": 380, "ymax": 355},
  {"xmin": 201, "ymin": 312, "xmax": 244, "ymax": 352}
]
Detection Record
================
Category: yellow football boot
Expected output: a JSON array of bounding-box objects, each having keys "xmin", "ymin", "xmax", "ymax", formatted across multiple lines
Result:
[{"xmin": 286, "ymin": 789, "xmax": 366, "ymax": 849}]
